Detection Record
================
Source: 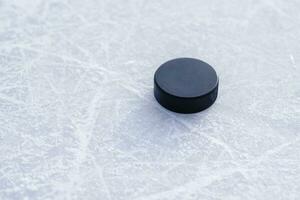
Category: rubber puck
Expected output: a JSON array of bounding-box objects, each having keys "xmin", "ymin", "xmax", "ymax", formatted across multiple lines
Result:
[{"xmin": 154, "ymin": 58, "xmax": 218, "ymax": 113}]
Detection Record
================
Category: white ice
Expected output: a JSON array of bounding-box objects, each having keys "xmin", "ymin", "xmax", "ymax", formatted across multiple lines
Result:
[{"xmin": 0, "ymin": 0, "xmax": 299, "ymax": 199}]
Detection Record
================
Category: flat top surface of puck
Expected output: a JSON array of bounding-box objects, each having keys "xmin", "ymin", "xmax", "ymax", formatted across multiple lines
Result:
[{"xmin": 155, "ymin": 58, "xmax": 218, "ymax": 98}]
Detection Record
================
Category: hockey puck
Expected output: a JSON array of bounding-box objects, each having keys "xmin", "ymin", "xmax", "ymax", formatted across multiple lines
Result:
[{"xmin": 154, "ymin": 58, "xmax": 218, "ymax": 113}]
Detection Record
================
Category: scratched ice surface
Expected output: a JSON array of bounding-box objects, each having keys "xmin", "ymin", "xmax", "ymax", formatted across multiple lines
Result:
[{"xmin": 0, "ymin": 0, "xmax": 300, "ymax": 199}]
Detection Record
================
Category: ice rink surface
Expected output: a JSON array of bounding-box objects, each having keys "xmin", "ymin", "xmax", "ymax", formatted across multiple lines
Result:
[{"xmin": 0, "ymin": 0, "xmax": 299, "ymax": 199}]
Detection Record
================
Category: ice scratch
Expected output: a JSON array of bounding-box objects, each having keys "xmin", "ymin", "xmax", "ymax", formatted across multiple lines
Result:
[{"xmin": 290, "ymin": 55, "xmax": 297, "ymax": 69}]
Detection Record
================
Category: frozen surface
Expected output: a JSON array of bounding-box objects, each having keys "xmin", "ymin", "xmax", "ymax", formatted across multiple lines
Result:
[{"xmin": 0, "ymin": 0, "xmax": 300, "ymax": 199}]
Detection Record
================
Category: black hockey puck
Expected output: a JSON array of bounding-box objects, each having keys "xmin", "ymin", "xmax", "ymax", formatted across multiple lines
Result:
[{"xmin": 154, "ymin": 58, "xmax": 218, "ymax": 114}]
